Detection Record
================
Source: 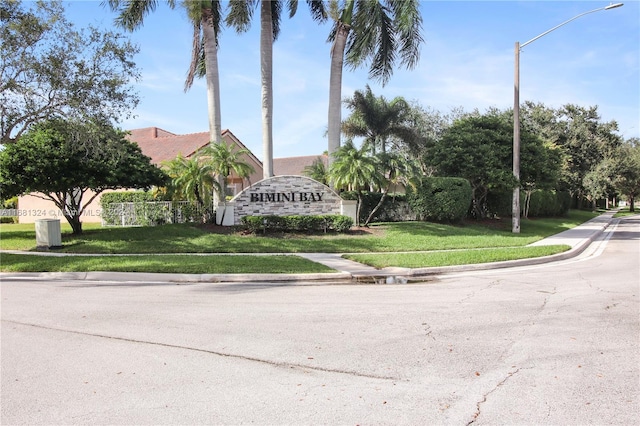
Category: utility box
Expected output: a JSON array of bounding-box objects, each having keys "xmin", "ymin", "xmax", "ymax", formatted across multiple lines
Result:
[{"xmin": 35, "ymin": 219, "xmax": 62, "ymax": 249}]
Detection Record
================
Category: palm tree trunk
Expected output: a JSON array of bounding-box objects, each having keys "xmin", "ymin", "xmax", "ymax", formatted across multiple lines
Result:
[
  {"xmin": 260, "ymin": 0, "xmax": 274, "ymax": 179},
  {"xmin": 364, "ymin": 184, "xmax": 391, "ymax": 226},
  {"xmin": 327, "ymin": 22, "xmax": 349, "ymax": 170},
  {"xmin": 200, "ymin": 9, "xmax": 226, "ymax": 208},
  {"xmin": 202, "ymin": 15, "xmax": 222, "ymax": 144}
]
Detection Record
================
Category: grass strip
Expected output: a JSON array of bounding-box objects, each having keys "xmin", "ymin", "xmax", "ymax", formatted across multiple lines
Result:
[
  {"xmin": 614, "ymin": 207, "xmax": 637, "ymax": 218},
  {"xmin": 0, "ymin": 253, "xmax": 335, "ymax": 274},
  {"xmin": 0, "ymin": 210, "xmax": 600, "ymax": 254},
  {"xmin": 344, "ymin": 245, "xmax": 570, "ymax": 268}
]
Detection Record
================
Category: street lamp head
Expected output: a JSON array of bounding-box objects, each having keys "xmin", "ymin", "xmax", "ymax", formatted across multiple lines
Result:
[{"xmin": 605, "ymin": 3, "xmax": 624, "ymax": 10}]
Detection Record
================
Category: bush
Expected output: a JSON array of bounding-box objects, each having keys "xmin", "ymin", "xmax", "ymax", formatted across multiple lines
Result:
[
  {"xmin": 407, "ymin": 177, "xmax": 472, "ymax": 223},
  {"xmin": 1, "ymin": 196, "xmax": 17, "ymax": 223},
  {"xmin": 102, "ymin": 191, "xmax": 213, "ymax": 226},
  {"xmin": 241, "ymin": 214, "xmax": 353, "ymax": 234},
  {"xmin": 340, "ymin": 191, "xmax": 414, "ymax": 223},
  {"xmin": 485, "ymin": 190, "xmax": 513, "ymax": 218},
  {"xmin": 485, "ymin": 189, "xmax": 571, "ymax": 218},
  {"xmin": 526, "ymin": 190, "xmax": 571, "ymax": 217}
]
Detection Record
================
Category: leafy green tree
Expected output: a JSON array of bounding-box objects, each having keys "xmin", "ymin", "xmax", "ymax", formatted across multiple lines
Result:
[
  {"xmin": 583, "ymin": 162, "xmax": 613, "ymax": 210},
  {"xmin": 555, "ymin": 104, "xmax": 622, "ymax": 206},
  {"xmin": 1, "ymin": 0, "xmax": 140, "ymax": 144},
  {"xmin": 328, "ymin": 140, "xmax": 383, "ymax": 225},
  {"xmin": 520, "ymin": 102, "xmax": 627, "ymax": 210},
  {"xmin": 610, "ymin": 140, "xmax": 640, "ymax": 212},
  {"xmin": 326, "ymin": 0, "xmax": 423, "ymax": 164},
  {"xmin": 429, "ymin": 110, "xmax": 554, "ymax": 219},
  {"xmin": 0, "ymin": 119, "xmax": 167, "ymax": 234},
  {"xmin": 400, "ymin": 103, "xmax": 460, "ymax": 167},
  {"xmin": 407, "ymin": 177, "xmax": 472, "ymax": 223},
  {"xmin": 342, "ymin": 85, "xmax": 419, "ymax": 155},
  {"xmin": 226, "ymin": 0, "xmax": 326, "ymax": 178}
]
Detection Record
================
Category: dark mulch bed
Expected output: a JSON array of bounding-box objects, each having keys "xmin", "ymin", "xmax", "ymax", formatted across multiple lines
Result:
[{"xmin": 196, "ymin": 223, "xmax": 381, "ymax": 237}]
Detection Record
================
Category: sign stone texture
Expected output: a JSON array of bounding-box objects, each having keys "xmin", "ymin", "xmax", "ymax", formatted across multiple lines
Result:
[{"xmin": 231, "ymin": 176, "xmax": 343, "ymax": 224}]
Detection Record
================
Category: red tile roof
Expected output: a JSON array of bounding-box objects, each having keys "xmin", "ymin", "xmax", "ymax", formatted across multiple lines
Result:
[
  {"xmin": 126, "ymin": 127, "xmax": 261, "ymax": 166},
  {"xmin": 126, "ymin": 127, "xmax": 209, "ymax": 164},
  {"xmin": 126, "ymin": 127, "xmax": 326, "ymax": 180},
  {"xmin": 126, "ymin": 127, "xmax": 264, "ymax": 185}
]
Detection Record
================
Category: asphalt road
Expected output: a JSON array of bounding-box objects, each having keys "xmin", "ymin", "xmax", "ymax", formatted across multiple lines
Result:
[{"xmin": 2, "ymin": 216, "xmax": 638, "ymax": 425}]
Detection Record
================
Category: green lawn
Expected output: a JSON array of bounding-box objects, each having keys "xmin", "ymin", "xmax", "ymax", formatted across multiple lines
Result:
[
  {"xmin": 614, "ymin": 207, "xmax": 638, "ymax": 218},
  {"xmin": 345, "ymin": 245, "xmax": 570, "ymax": 268},
  {"xmin": 0, "ymin": 210, "xmax": 600, "ymax": 273},
  {"xmin": 0, "ymin": 253, "xmax": 334, "ymax": 274}
]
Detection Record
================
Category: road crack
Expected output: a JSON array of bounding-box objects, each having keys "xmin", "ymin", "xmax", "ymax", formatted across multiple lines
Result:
[
  {"xmin": 466, "ymin": 368, "xmax": 521, "ymax": 425},
  {"xmin": 4, "ymin": 320, "xmax": 404, "ymax": 381}
]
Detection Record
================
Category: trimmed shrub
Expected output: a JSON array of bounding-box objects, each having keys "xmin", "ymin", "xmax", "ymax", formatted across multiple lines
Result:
[
  {"xmin": 407, "ymin": 177, "xmax": 472, "ymax": 223},
  {"xmin": 100, "ymin": 191, "xmax": 155, "ymax": 206},
  {"xmin": 526, "ymin": 190, "xmax": 571, "ymax": 217},
  {"xmin": 241, "ymin": 214, "xmax": 353, "ymax": 234},
  {"xmin": 486, "ymin": 189, "xmax": 571, "ymax": 218}
]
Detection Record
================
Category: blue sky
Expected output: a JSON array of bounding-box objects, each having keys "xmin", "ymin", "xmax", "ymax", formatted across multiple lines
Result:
[{"xmin": 65, "ymin": 1, "xmax": 639, "ymax": 160}]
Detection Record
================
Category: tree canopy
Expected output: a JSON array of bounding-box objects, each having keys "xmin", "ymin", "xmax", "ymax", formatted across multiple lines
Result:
[
  {"xmin": 1, "ymin": 0, "xmax": 140, "ymax": 144},
  {"xmin": 0, "ymin": 119, "xmax": 167, "ymax": 234}
]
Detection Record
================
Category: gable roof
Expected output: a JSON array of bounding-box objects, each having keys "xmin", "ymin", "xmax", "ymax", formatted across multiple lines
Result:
[
  {"xmin": 126, "ymin": 127, "xmax": 261, "ymax": 167},
  {"xmin": 273, "ymin": 154, "xmax": 328, "ymax": 176}
]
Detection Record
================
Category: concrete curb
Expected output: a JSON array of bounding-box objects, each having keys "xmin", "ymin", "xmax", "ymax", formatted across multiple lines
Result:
[{"xmin": 0, "ymin": 211, "xmax": 619, "ymax": 284}]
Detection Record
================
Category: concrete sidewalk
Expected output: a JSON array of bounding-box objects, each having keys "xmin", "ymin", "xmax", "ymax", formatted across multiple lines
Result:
[{"xmin": 0, "ymin": 210, "xmax": 619, "ymax": 284}]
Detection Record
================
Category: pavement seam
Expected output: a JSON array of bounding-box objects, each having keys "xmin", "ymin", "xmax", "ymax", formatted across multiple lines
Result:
[{"xmin": 4, "ymin": 319, "xmax": 405, "ymax": 382}]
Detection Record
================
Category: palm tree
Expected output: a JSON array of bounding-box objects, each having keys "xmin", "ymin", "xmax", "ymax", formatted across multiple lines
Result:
[
  {"xmin": 106, "ymin": 1, "xmax": 223, "ymax": 143},
  {"xmin": 342, "ymin": 85, "xmax": 417, "ymax": 155},
  {"xmin": 197, "ymin": 142, "xmax": 255, "ymax": 224},
  {"xmin": 163, "ymin": 153, "xmax": 220, "ymax": 221},
  {"xmin": 302, "ymin": 156, "xmax": 329, "ymax": 185},
  {"xmin": 107, "ymin": 0, "xmax": 227, "ymax": 206},
  {"xmin": 199, "ymin": 142, "xmax": 255, "ymax": 193},
  {"xmin": 328, "ymin": 140, "xmax": 383, "ymax": 226},
  {"xmin": 326, "ymin": 0, "xmax": 423, "ymax": 165},
  {"xmin": 227, "ymin": 0, "xmax": 326, "ymax": 179},
  {"xmin": 362, "ymin": 151, "xmax": 419, "ymax": 226}
]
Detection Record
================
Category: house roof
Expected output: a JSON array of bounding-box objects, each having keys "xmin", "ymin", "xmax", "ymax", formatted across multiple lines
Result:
[
  {"xmin": 126, "ymin": 127, "xmax": 261, "ymax": 167},
  {"xmin": 126, "ymin": 127, "xmax": 326, "ymax": 179},
  {"xmin": 273, "ymin": 154, "xmax": 328, "ymax": 176}
]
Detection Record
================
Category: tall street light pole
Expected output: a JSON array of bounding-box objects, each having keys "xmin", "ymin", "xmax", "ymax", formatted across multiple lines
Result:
[{"xmin": 512, "ymin": 2, "xmax": 623, "ymax": 233}]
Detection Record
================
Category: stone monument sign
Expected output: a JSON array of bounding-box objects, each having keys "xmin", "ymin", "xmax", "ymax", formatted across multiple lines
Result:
[{"xmin": 216, "ymin": 175, "xmax": 356, "ymax": 226}]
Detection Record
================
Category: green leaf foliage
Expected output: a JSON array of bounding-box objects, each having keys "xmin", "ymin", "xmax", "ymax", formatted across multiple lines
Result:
[
  {"xmin": 407, "ymin": 177, "xmax": 472, "ymax": 223},
  {"xmin": 1, "ymin": 0, "xmax": 140, "ymax": 144},
  {"xmin": 0, "ymin": 118, "xmax": 168, "ymax": 233},
  {"xmin": 241, "ymin": 214, "xmax": 353, "ymax": 234}
]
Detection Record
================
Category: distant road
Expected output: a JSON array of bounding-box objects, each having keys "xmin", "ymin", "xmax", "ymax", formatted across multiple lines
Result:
[{"xmin": 2, "ymin": 216, "xmax": 638, "ymax": 425}]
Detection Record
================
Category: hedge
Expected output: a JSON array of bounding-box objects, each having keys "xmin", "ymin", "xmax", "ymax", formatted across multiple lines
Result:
[
  {"xmin": 241, "ymin": 214, "xmax": 353, "ymax": 234},
  {"xmin": 406, "ymin": 177, "xmax": 472, "ymax": 223},
  {"xmin": 485, "ymin": 189, "xmax": 571, "ymax": 218}
]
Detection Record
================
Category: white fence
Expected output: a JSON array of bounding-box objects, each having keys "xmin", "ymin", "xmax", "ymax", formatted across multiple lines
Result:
[{"xmin": 101, "ymin": 201, "xmax": 215, "ymax": 227}]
